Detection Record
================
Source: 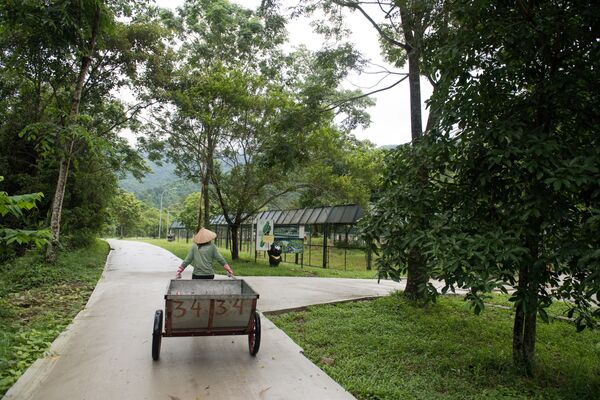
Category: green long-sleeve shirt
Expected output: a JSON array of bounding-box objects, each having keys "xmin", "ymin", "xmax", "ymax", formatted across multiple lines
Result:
[{"xmin": 181, "ymin": 243, "xmax": 228, "ymax": 276}]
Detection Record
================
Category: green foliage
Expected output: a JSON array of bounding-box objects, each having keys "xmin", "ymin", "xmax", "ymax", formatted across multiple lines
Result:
[
  {"xmin": 298, "ymin": 130, "xmax": 384, "ymax": 208},
  {"xmin": 361, "ymin": 139, "xmax": 441, "ymax": 287},
  {"xmin": 0, "ymin": 239, "xmax": 108, "ymax": 396},
  {"xmin": 427, "ymin": 0, "xmax": 599, "ymax": 326},
  {"xmin": 177, "ymin": 192, "xmax": 215, "ymax": 231},
  {"xmin": 140, "ymin": 1, "xmax": 377, "ymax": 247},
  {"xmin": 363, "ymin": 0, "xmax": 599, "ymax": 373},
  {"xmin": 0, "ymin": 239, "xmax": 108, "ymax": 297},
  {"xmin": 107, "ymin": 190, "xmax": 143, "ymax": 237},
  {"xmin": 0, "ymin": 328, "xmax": 60, "ymax": 395},
  {"xmin": 0, "ymin": 177, "xmax": 50, "ymax": 259},
  {"xmin": 0, "ymin": 1, "xmax": 171, "ymax": 249},
  {"xmin": 271, "ymin": 294, "xmax": 600, "ymax": 400}
]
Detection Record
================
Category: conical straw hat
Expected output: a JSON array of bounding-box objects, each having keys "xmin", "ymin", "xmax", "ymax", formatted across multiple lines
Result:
[{"xmin": 192, "ymin": 228, "xmax": 217, "ymax": 244}]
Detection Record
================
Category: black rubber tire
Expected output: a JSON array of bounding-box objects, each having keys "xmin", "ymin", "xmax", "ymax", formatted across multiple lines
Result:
[
  {"xmin": 152, "ymin": 309, "xmax": 163, "ymax": 361},
  {"xmin": 248, "ymin": 311, "xmax": 261, "ymax": 356}
]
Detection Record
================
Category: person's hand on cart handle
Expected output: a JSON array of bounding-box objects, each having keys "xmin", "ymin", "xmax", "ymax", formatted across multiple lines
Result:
[
  {"xmin": 175, "ymin": 265, "xmax": 185, "ymax": 279},
  {"xmin": 224, "ymin": 263, "xmax": 235, "ymax": 277}
]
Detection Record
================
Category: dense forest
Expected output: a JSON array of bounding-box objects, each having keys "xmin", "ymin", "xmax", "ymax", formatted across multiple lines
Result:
[{"xmin": 1, "ymin": 0, "xmax": 598, "ymax": 378}]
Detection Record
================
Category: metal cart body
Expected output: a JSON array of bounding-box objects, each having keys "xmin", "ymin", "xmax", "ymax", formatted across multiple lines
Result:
[{"xmin": 152, "ymin": 279, "xmax": 261, "ymax": 360}]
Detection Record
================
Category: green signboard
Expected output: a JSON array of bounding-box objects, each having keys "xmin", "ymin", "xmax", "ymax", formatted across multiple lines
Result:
[{"xmin": 273, "ymin": 226, "xmax": 305, "ymax": 254}]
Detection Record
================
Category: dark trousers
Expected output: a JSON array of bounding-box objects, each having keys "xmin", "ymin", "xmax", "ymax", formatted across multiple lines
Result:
[{"xmin": 192, "ymin": 274, "xmax": 214, "ymax": 280}]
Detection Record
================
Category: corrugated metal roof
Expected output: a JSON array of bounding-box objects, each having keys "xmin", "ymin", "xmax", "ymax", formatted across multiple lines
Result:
[
  {"xmin": 209, "ymin": 215, "xmax": 226, "ymax": 225},
  {"xmin": 210, "ymin": 204, "xmax": 363, "ymax": 226},
  {"xmin": 170, "ymin": 220, "xmax": 186, "ymax": 229},
  {"xmin": 332, "ymin": 205, "xmax": 363, "ymax": 224}
]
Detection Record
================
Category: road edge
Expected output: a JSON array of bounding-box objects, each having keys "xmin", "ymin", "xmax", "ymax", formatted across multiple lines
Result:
[{"xmin": 2, "ymin": 244, "xmax": 115, "ymax": 400}]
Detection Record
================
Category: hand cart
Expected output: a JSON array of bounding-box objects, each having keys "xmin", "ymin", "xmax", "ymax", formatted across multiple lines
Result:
[{"xmin": 152, "ymin": 279, "xmax": 261, "ymax": 360}]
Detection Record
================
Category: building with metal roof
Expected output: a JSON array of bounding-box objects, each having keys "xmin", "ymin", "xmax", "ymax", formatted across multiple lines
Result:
[
  {"xmin": 208, "ymin": 204, "xmax": 370, "ymax": 270},
  {"xmin": 209, "ymin": 204, "xmax": 363, "ymax": 226}
]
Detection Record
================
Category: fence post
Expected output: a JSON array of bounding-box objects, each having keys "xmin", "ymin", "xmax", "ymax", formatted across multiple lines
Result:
[
  {"xmin": 249, "ymin": 223, "xmax": 253, "ymax": 257},
  {"xmin": 322, "ymin": 223, "xmax": 328, "ymax": 269},
  {"xmin": 308, "ymin": 234, "xmax": 311, "ymax": 266},
  {"xmin": 344, "ymin": 247, "xmax": 347, "ymax": 271}
]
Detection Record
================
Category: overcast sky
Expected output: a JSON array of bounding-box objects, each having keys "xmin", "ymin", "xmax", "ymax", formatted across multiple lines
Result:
[{"xmin": 151, "ymin": 0, "xmax": 431, "ymax": 146}]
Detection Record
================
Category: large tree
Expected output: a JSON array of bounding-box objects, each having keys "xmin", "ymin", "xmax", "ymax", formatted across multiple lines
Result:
[
  {"xmin": 0, "ymin": 0, "xmax": 169, "ymax": 259},
  {"xmin": 142, "ymin": 0, "xmax": 288, "ymax": 230},
  {"xmin": 368, "ymin": 0, "xmax": 600, "ymax": 375},
  {"xmin": 277, "ymin": 0, "xmax": 449, "ymax": 299},
  {"xmin": 146, "ymin": 0, "xmax": 373, "ymax": 260}
]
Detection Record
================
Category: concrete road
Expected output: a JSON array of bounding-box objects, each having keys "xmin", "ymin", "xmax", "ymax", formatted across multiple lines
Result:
[{"xmin": 5, "ymin": 240, "xmax": 403, "ymax": 400}]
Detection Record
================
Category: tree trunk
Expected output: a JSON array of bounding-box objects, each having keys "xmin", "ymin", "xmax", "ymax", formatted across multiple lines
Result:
[
  {"xmin": 405, "ymin": 247, "xmax": 427, "ymax": 300},
  {"xmin": 403, "ymin": 48, "xmax": 429, "ymax": 300},
  {"xmin": 203, "ymin": 175, "xmax": 210, "ymax": 228},
  {"xmin": 46, "ymin": 158, "xmax": 70, "ymax": 261},
  {"xmin": 46, "ymin": 4, "xmax": 101, "ymax": 262},
  {"xmin": 230, "ymin": 224, "xmax": 240, "ymax": 260},
  {"xmin": 196, "ymin": 183, "xmax": 203, "ymax": 231},
  {"xmin": 512, "ymin": 258, "xmax": 539, "ymax": 376},
  {"xmin": 202, "ymin": 136, "xmax": 215, "ymax": 229},
  {"xmin": 406, "ymin": 51, "xmax": 423, "ymax": 142},
  {"xmin": 424, "ymin": 84, "xmax": 441, "ymax": 133}
]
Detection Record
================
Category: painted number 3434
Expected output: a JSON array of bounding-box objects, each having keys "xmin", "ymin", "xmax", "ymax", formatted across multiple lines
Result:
[{"xmin": 172, "ymin": 299, "xmax": 244, "ymax": 318}]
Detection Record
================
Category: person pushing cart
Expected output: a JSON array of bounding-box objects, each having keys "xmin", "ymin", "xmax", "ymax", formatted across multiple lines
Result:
[
  {"xmin": 153, "ymin": 227, "xmax": 260, "ymax": 361},
  {"xmin": 175, "ymin": 228, "xmax": 234, "ymax": 279}
]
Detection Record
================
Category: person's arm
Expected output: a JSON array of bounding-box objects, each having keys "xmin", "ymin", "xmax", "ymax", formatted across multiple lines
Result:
[
  {"xmin": 176, "ymin": 246, "xmax": 194, "ymax": 279},
  {"xmin": 212, "ymin": 244, "xmax": 234, "ymax": 276}
]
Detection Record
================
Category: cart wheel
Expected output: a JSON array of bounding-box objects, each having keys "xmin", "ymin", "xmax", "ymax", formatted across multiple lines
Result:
[
  {"xmin": 248, "ymin": 311, "xmax": 261, "ymax": 356},
  {"xmin": 152, "ymin": 309, "xmax": 163, "ymax": 361}
]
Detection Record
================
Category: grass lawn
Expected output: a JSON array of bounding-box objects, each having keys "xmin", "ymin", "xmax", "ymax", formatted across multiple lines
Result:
[
  {"xmin": 134, "ymin": 238, "xmax": 378, "ymax": 279},
  {"xmin": 270, "ymin": 293, "xmax": 600, "ymax": 400},
  {"xmin": 0, "ymin": 240, "xmax": 109, "ymax": 396}
]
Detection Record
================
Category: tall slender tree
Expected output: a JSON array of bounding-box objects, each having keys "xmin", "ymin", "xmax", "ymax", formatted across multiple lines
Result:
[
  {"xmin": 0, "ymin": 0, "xmax": 173, "ymax": 259},
  {"xmin": 142, "ymin": 0, "xmax": 288, "ymax": 231},
  {"xmin": 285, "ymin": 0, "xmax": 446, "ymax": 299}
]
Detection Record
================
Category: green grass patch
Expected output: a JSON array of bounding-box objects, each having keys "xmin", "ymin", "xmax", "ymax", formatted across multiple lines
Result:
[
  {"xmin": 134, "ymin": 238, "xmax": 378, "ymax": 279},
  {"xmin": 270, "ymin": 293, "xmax": 600, "ymax": 400},
  {"xmin": 484, "ymin": 293, "xmax": 580, "ymax": 320},
  {"xmin": 0, "ymin": 240, "xmax": 109, "ymax": 396}
]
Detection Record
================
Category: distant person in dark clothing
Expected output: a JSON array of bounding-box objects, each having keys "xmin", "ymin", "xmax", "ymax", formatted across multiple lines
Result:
[{"xmin": 267, "ymin": 244, "xmax": 282, "ymax": 266}]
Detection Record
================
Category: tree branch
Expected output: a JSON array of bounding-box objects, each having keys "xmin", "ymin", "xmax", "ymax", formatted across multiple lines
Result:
[
  {"xmin": 239, "ymin": 184, "xmax": 311, "ymax": 224},
  {"xmin": 333, "ymin": 0, "xmax": 411, "ymax": 51},
  {"xmin": 324, "ymin": 75, "xmax": 408, "ymax": 111}
]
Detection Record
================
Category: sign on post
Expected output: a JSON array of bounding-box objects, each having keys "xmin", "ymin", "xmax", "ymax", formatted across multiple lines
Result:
[
  {"xmin": 274, "ymin": 226, "xmax": 305, "ymax": 254},
  {"xmin": 256, "ymin": 220, "xmax": 274, "ymax": 251}
]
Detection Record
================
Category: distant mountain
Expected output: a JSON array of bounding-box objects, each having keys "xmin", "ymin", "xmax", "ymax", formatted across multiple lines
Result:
[
  {"xmin": 379, "ymin": 144, "xmax": 398, "ymax": 150},
  {"xmin": 119, "ymin": 159, "xmax": 197, "ymax": 207}
]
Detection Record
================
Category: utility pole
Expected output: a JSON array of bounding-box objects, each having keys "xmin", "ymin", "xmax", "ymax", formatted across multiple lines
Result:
[{"xmin": 158, "ymin": 187, "xmax": 176, "ymax": 239}]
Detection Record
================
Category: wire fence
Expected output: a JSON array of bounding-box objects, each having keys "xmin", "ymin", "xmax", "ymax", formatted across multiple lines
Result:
[{"xmin": 207, "ymin": 224, "xmax": 374, "ymax": 271}]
